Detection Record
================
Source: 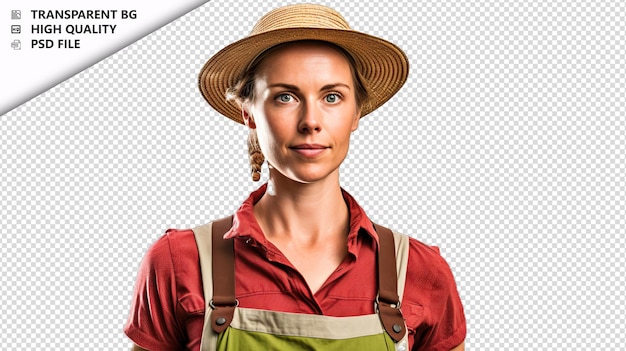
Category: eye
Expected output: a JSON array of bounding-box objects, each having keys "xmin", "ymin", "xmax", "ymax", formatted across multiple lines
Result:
[
  {"xmin": 277, "ymin": 94, "xmax": 293, "ymax": 103},
  {"xmin": 325, "ymin": 93, "xmax": 341, "ymax": 104}
]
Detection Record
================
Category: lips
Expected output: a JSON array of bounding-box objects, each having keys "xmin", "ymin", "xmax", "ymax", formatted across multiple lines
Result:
[{"xmin": 290, "ymin": 144, "xmax": 329, "ymax": 158}]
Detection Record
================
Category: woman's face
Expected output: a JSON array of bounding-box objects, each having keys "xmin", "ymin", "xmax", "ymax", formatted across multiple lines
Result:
[{"xmin": 244, "ymin": 41, "xmax": 361, "ymax": 184}]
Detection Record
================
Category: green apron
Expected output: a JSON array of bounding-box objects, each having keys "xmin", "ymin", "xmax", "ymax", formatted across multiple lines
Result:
[{"xmin": 193, "ymin": 217, "xmax": 410, "ymax": 351}]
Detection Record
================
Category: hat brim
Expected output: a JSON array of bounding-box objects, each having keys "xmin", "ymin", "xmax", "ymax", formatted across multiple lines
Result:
[{"xmin": 199, "ymin": 27, "xmax": 409, "ymax": 124}]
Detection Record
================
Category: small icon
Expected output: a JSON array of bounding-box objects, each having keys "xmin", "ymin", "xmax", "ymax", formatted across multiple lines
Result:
[
  {"xmin": 11, "ymin": 10, "xmax": 21, "ymax": 20},
  {"xmin": 11, "ymin": 40, "xmax": 21, "ymax": 50},
  {"xmin": 11, "ymin": 25, "xmax": 21, "ymax": 34}
]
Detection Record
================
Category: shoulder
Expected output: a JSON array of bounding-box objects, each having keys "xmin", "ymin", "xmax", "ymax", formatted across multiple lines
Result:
[
  {"xmin": 404, "ymin": 235, "xmax": 458, "ymax": 293},
  {"xmin": 163, "ymin": 227, "xmax": 200, "ymax": 261},
  {"xmin": 395, "ymin": 233, "xmax": 466, "ymax": 349},
  {"xmin": 388, "ymin": 230, "xmax": 461, "ymax": 304},
  {"xmin": 405, "ymin": 236, "xmax": 448, "ymax": 272},
  {"xmin": 131, "ymin": 227, "xmax": 206, "ymax": 315},
  {"xmin": 132, "ymin": 228, "xmax": 200, "ymax": 299},
  {"xmin": 134, "ymin": 227, "xmax": 202, "ymax": 306},
  {"xmin": 125, "ymin": 228, "xmax": 203, "ymax": 349},
  {"xmin": 374, "ymin": 223, "xmax": 455, "ymax": 291},
  {"xmin": 142, "ymin": 228, "xmax": 198, "ymax": 268}
]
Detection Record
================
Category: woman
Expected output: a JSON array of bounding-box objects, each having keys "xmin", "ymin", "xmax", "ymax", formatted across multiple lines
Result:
[{"xmin": 125, "ymin": 4, "xmax": 466, "ymax": 351}]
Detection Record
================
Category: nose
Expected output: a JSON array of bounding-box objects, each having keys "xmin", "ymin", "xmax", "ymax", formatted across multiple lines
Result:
[{"xmin": 297, "ymin": 101, "xmax": 322, "ymax": 133}]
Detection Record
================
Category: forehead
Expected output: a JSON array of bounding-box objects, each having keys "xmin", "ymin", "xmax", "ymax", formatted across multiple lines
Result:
[{"xmin": 256, "ymin": 41, "xmax": 354, "ymax": 78}]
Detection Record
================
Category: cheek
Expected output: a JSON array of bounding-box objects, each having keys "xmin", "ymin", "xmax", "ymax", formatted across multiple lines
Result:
[
  {"xmin": 255, "ymin": 108, "xmax": 293, "ymax": 141},
  {"xmin": 333, "ymin": 110, "xmax": 359, "ymax": 140},
  {"xmin": 254, "ymin": 125, "xmax": 273, "ymax": 154},
  {"xmin": 351, "ymin": 113, "xmax": 360, "ymax": 131},
  {"xmin": 254, "ymin": 120, "xmax": 284, "ymax": 158}
]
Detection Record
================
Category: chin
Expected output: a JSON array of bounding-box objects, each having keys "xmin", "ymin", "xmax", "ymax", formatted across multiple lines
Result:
[
  {"xmin": 281, "ymin": 166, "xmax": 340, "ymax": 184},
  {"xmin": 287, "ymin": 172, "xmax": 328, "ymax": 184}
]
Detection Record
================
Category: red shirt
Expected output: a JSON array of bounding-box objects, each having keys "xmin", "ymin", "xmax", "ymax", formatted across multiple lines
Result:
[{"xmin": 124, "ymin": 185, "xmax": 466, "ymax": 350}]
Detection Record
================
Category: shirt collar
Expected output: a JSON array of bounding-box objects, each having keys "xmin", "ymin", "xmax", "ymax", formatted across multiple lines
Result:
[{"xmin": 224, "ymin": 183, "xmax": 379, "ymax": 247}]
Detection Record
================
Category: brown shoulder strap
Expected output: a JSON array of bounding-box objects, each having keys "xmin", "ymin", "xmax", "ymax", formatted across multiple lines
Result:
[
  {"xmin": 373, "ymin": 223, "xmax": 407, "ymax": 342},
  {"xmin": 209, "ymin": 216, "xmax": 236, "ymax": 333},
  {"xmin": 208, "ymin": 216, "xmax": 406, "ymax": 341}
]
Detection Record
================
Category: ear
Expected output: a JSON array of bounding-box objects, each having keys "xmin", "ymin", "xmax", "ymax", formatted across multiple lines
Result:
[{"xmin": 242, "ymin": 106, "xmax": 256, "ymax": 129}]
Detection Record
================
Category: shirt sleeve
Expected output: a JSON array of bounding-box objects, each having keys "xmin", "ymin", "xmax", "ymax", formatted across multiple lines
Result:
[
  {"xmin": 124, "ymin": 232, "xmax": 186, "ymax": 350},
  {"xmin": 403, "ymin": 239, "xmax": 466, "ymax": 351}
]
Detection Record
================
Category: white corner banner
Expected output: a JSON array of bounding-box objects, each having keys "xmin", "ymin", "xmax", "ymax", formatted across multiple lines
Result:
[{"xmin": 0, "ymin": 0, "xmax": 209, "ymax": 115}]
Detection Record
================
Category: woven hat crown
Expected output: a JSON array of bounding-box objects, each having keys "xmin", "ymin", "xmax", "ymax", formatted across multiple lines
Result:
[{"xmin": 251, "ymin": 4, "xmax": 352, "ymax": 34}]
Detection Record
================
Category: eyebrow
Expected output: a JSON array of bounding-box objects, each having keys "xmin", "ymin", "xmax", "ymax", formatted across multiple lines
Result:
[{"xmin": 267, "ymin": 83, "xmax": 352, "ymax": 91}]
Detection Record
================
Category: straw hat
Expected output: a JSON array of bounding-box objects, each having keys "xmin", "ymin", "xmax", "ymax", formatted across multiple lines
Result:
[{"xmin": 198, "ymin": 3, "xmax": 409, "ymax": 124}]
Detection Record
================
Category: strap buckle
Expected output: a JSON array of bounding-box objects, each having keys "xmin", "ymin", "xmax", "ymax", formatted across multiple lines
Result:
[
  {"xmin": 209, "ymin": 299, "xmax": 239, "ymax": 310},
  {"xmin": 375, "ymin": 295, "xmax": 402, "ymax": 310}
]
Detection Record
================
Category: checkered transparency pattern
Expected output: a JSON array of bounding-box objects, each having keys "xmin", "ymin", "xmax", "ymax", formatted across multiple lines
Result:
[{"xmin": 1, "ymin": 0, "xmax": 625, "ymax": 349}]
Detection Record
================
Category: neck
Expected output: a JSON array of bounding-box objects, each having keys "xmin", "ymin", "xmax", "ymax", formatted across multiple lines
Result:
[{"xmin": 254, "ymin": 170, "xmax": 350, "ymax": 243}]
